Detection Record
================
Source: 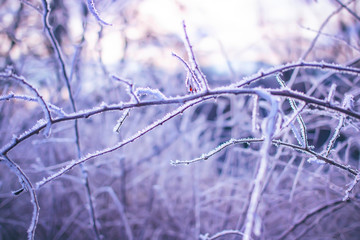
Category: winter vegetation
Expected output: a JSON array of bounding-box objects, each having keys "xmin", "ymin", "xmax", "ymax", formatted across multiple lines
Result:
[{"xmin": 1, "ymin": 0, "xmax": 360, "ymax": 239}]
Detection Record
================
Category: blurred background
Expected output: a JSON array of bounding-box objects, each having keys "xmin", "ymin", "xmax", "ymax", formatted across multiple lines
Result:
[{"xmin": 1, "ymin": 0, "xmax": 360, "ymax": 239}]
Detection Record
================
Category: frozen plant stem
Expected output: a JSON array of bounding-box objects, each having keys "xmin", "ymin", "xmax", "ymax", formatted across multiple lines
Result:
[
  {"xmin": 36, "ymin": 99, "xmax": 205, "ymax": 188},
  {"xmin": 276, "ymin": 74, "xmax": 308, "ymax": 148},
  {"xmin": 172, "ymin": 52, "xmax": 202, "ymax": 93},
  {"xmin": 182, "ymin": 20, "xmax": 209, "ymax": 92}
]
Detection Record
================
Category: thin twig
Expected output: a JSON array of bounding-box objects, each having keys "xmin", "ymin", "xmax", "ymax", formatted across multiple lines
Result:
[
  {"xmin": 0, "ymin": 72, "xmax": 52, "ymax": 136},
  {"xmin": 182, "ymin": 20, "xmax": 209, "ymax": 91},
  {"xmin": 334, "ymin": 0, "xmax": 360, "ymax": 22},
  {"xmin": 286, "ymin": 0, "xmax": 355, "ymax": 88},
  {"xmin": 36, "ymin": 98, "xmax": 204, "ymax": 188},
  {"xmin": 86, "ymin": 0, "xmax": 112, "ymax": 26},
  {"xmin": 39, "ymin": 1, "xmax": 101, "ymax": 238},
  {"xmin": 0, "ymin": 92, "xmax": 66, "ymax": 117},
  {"xmin": 1, "ymin": 155, "xmax": 39, "ymax": 240},
  {"xmin": 2, "ymin": 83, "xmax": 360, "ymax": 155},
  {"xmin": 276, "ymin": 73, "xmax": 308, "ymax": 148},
  {"xmin": 278, "ymin": 199, "xmax": 347, "ymax": 240}
]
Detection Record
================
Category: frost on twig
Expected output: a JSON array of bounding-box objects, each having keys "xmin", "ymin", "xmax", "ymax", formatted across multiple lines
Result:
[
  {"xmin": 36, "ymin": 99, "xmax": 203, "ymax": 188},
  {"xmin": 171, "ymin": 138, "xmax": 264, "ymax": 165},
  {"xmin": 0, "ymin": 72, "xmax": 52, "ymax": 137},
  {"xmin": 179, "ymin": 20, "xmax": 209, "ymax": 92},
  {"xmin": 276, "ymin": 73, "xmax": 308, "ymax": 148},
  {"xmin": 327, "ymin": 83, "xmax": 337, "ymax": 103},
  {"xmin": 343, "ymin": 174, "xmax": 360, "ymax": 201},
  {"xmin": 324, "ymin": 94, "xmax": 353, "ymax": 157},
  {"xmin": 0, "ymin": 93, "xmax": 66, "ymax": 117},
  {"xmin": 113, "ymin": 109, "xmax": 130, "ymax": 133},
  {"xmin": 112, "ymin": 75, "xmax": 140, "ymax": 103},
  {"xmin": 172, "ymin": 52, "xmax": 202, "ymax": 93},
  {"xmin": 87, "ymin": 0, "xmax": 112, "ymax": 26},
  {"xmin": 111, "ymin": 75, "xmax": 148, "ymax": 133},
  {"xmin": 135, "ymin": 87, "xmax": 167, "ymax": 100}
]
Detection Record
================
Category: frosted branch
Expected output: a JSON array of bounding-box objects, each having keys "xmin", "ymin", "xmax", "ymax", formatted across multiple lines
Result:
[
  {"xmin": 36, "ymin": 99, "xmax": 204, "ymax": 188},
  {"xmin": 1, "ymin": 155, "xmax": 39, "ymax": 240},
  {"xmin": 171, "ymin": 138, "xmax": 264, "ymax": 165},
  {"xmin": 182, "ymin": 20, "xmax": 209, "ymax": 91},
  {"xmin": 0, "ymin": 72, "xmax": 52, "ymax": 137},
  {"xmin": 87, "ymin": 0, "xmax": 112, "ymax": 26},
  {"xmin": 276, "ymin": 74, "xmax": 308, "ymax": 148}
]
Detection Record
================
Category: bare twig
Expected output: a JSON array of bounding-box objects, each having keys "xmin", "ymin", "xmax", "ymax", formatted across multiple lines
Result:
[
  {"xmin": 287, "ymin": 0, "xmax": 355, "ymax": 88},
  {"xmin": 334, "ymin": 0, "xmax": 360, "ymax": 22},
  {"xmin": 278, "ymin": 199, "xmax": 347, "ymax": 240}
]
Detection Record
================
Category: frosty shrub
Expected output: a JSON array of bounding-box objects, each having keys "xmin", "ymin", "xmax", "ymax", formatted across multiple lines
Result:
[{"xmin": 0, "ymin": 0, "xmax": 360, "ymax": 239}]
